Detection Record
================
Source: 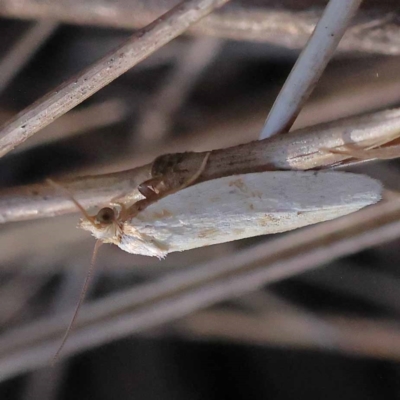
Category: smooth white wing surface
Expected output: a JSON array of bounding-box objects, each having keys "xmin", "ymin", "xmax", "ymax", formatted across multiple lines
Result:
[{"xmin": 114, "ymin": 171, "xmax": 381, "ymax": 257}]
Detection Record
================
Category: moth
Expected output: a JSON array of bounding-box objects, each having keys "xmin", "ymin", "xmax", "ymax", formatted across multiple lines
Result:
[
  {"xmin": 80, "ymin": 170, "xmax": 381, "ymax": 258},
  {"xmin": 53, "ymin": 167, "xmax": 382, "ymax": 361}
]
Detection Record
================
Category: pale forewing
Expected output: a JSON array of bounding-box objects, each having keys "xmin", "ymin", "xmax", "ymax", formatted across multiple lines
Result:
[{"xmin": 119, "ymin": 171, "xmax": 382, "ymax": 257}]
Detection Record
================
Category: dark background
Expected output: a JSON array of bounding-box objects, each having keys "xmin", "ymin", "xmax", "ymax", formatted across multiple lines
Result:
[{"xmin": 1, "ymin": 1, "xmax": 400, "ymax": 399}]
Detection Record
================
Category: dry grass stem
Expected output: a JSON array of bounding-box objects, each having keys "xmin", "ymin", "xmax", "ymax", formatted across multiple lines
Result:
[
  {"xmin": 136, "ymin": 37, "xmax": 222, "ymax": 144},
  {"xmin": 260, "ymin": 0, "xmax": 362, "ymax": 139},
  {"xmin": 0, "ymin": 1, "xmax": 398, "ymax": 55},
  {"xmin": 0, "ymin": 0, "xmax": 230, "ymax": 158},
  {"xmin": 179, "ymin": 310, "xmax": 400, "ymax": 362},
  {"xmin": 1, "ymin": 107, "xmax": 400, "ymax": 223}
]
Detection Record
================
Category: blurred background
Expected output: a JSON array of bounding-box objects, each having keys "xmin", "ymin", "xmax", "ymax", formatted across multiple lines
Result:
[{"xmin": 1, "ymin": 0, "xmax": 400, "ymax": 399}]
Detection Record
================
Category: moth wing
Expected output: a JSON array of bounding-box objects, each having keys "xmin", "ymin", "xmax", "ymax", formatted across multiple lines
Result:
[{"xmin": 119, "ymin": 171, "xmax": 382, "ymax": 257}]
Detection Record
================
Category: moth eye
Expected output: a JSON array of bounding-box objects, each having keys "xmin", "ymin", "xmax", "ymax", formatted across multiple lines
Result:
[{"xmin": 96, "ymin": 207, "xmax": 115, "ymax": 224}]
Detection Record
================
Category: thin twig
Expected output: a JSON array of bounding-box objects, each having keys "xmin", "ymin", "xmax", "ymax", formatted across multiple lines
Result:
[
  {"xmin": 1, "ymin": 107, "xmax": 400, "ymax": 223},
  {"xmin": 260, "ymin": 0, "xmax": 363, "ymax": 139},
  {"xmin": 0, "ymin": 1, "xmax": 398, "ymax": 55},
  {"xmin": 179, "ymin": 309, "xmax": 400, "ymax": 362},
  {"xmin": 0, "ymin": 0, "xmax": 230, "ymax": 158},
  {"xmin": 136, "ymin": 37, "xmax": 222, "ymax": 144},
  {"xmin": 0, "ymin": 195, "xmax": 400, "ymax": 378}
]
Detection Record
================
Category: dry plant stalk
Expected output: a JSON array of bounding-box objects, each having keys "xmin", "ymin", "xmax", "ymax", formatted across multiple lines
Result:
[
  {"xmin": 0, "ymin": 0, "xmax": 230, "ymax": 157},
  {"xmin": 180, "ymin": 310, "xmax": 400, "ymax": 362},
  {"xmin": 260, "ymin": 0, "xmax": 362, "ymax": 138},
  {"xmin": 0, "ymin": 0, "xmax": 398, "ymax": 55},
  {"xmin": 1, "ymin": 107, "xmax": 399, "ymax": 224}
]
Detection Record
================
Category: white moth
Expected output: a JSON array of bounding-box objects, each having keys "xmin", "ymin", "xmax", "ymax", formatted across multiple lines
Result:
[{"xmin": 79, "ymin": 171, "xmax": 382, "ymax": 258}]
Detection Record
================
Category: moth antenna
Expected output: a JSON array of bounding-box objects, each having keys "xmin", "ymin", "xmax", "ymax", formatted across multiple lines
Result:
[
  {"xmin": 46, "ymin": 179, "xmax": 97, "ymax": 228},
  {"xmin": 52, "ymin": 239, "xmax": 103, "ymax": 364}
]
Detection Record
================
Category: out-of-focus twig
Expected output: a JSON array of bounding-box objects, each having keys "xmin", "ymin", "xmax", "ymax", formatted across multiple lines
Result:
[
  {"xmin": 136, "ymin": 37, "xmax": 222, "ymax": 144},
  {"xmin": 0, "ymin": 1, "xmax": 398, "ymax": 55},
  {"xmin": 260, "ymin": 0, "xmax": 362, "ymax": 139},
  {"xmin": 0, "ymin": 0, "xmax": 230, "ymax": 158},
  {"xmin": 0, "ymin": 20, "xmax": 58, "ymax": 94},
  {"xmin": 178, "ymin": 309, "xmax": 400, "ymax": 362},
  {"xmin": 1, "ymin": 107, "xmax": 400, "ymax": 223},
  {"xmin": 0, "ymin": 195, "xmax": 400, "ymax": 379}
]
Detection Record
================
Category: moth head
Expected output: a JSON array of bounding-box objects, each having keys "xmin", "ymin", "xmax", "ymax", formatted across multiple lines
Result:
[
  {"xmin": 79, "ymin": 206, "xmax": 122, "ymax": 245},
  {"xmin": 95, "ymin": 207, "xmax": 117, "ymax": 225}
]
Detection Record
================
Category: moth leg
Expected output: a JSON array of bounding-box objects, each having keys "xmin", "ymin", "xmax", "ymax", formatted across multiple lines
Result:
[
  {"xmin": 121, "ymin": 152, "xmax": 210, "ymax": 221},
  {"xmin": 137, "ymin": 151, "xmax": 210, "ymax": 198},
  {"xmin": 106, "ymin": 181, "xmax": 162, "ymax": 217}
]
